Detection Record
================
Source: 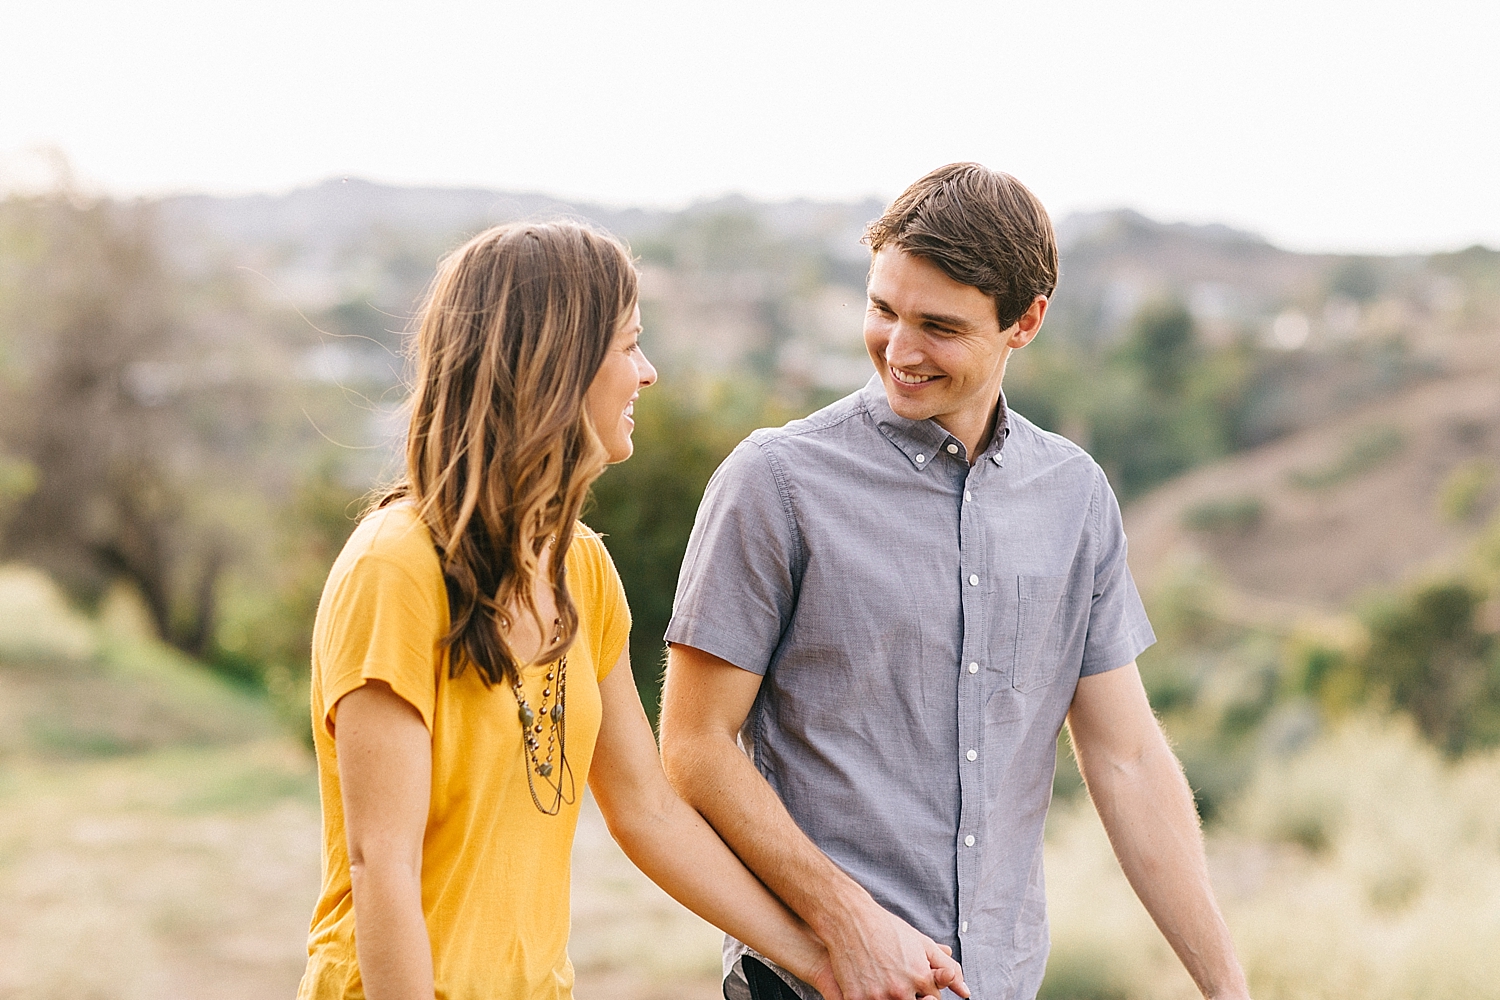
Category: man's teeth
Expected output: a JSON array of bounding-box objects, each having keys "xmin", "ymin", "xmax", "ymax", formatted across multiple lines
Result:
[{"xmin": 891, "ymin": 368, "xmax": 936, "ymax": 385}]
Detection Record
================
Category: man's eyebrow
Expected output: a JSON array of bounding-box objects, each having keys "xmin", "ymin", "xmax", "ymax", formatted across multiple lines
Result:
[{"xmin": 868, "ymin": 293, "xmax": 976, "ymax": 331}]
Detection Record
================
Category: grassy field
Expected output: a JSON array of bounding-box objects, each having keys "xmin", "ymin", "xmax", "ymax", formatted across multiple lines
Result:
[
  {"xmin": 10, "ymin": 564, "xmax": 1500, "ymax": 1000},
  {"xmin": 0, "ymin": 567, "xmax": 723, "ymax": 1000}
]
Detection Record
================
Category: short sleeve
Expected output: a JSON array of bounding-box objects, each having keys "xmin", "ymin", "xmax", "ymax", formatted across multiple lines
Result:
[
  {"xmin": 1080, "ymin": 466, "xmax": 1157, "ymax": 676},
  {"xmin": 664, "ymin": 438, "xmax": 800, "ymax": 676},
  {"xmin": 575, "ymin": 530, "xmax": 631, "ymax": 682},
  {"xmin": 316, "ymin": 554, "xmax": 442, "ymax": 737}
]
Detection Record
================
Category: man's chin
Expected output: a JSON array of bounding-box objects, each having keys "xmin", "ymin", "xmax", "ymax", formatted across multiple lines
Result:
[{"xmin": 882, "ymin": 387, "xmax": 936, "ymax": 422}]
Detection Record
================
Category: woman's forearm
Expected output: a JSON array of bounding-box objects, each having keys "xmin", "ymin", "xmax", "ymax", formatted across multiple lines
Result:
[
  {"xmin": 606, "ymin": 789, "xmax": 832, "ymax": 990},
  {"xmin": 350, "ymin": 857, "xmax": 436, "ymax": 1000}
]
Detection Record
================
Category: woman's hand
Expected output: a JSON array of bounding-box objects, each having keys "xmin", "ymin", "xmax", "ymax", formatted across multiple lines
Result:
[{"xmin": 336, "ymin": 679, "xmax": 435, "ymax": 1000}]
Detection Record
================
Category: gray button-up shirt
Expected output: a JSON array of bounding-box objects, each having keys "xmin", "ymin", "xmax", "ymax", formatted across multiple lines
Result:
[{"xmin": 665, "ymin": 376, "xmax": 1155, "ymax": 1000}]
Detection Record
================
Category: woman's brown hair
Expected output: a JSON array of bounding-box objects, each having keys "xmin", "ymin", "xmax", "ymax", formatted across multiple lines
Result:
[{"xmin": 379, "ymin": 221, "xmax": 637, "ymax": 687}]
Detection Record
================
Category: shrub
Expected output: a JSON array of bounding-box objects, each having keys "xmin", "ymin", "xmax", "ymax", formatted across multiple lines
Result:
[
  {"xmin": 1440, "ymin": 459, "xmax": 1496, "ymax": 523},
  {"xmin": 1359, "ymin": 581, "xmax": 1500, "ymax": 756},
  {"xmin": 1183, "ymin": 495, "xmax": 1265, "ymax": 535},
  {"xmin": 1289, "ymin": 425, "xmax": 1404, "ymax": 490}
]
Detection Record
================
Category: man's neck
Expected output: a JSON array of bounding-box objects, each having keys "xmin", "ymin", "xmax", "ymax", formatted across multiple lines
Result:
[{"xmin": 935, "ymin": 392, "xmax": 1004, "ymax": 463}]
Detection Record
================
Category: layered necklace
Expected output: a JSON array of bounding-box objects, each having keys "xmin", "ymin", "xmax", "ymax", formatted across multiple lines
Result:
[{"xmin": 511, "ymin": 619, "xmax": 574, "ymax": 815}]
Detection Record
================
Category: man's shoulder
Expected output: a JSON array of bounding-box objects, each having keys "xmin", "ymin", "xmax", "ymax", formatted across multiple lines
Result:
[
  {"xmin": 744, "ymin": 387, "xmax": 871, "ymax": 454},
  {"xmin": 1005, "ymin": 408, "xmax": 1104, "ymax": 483},
  {"xmin": 750, "ymin": 386, "xmax": 870, "ymax": 440}
]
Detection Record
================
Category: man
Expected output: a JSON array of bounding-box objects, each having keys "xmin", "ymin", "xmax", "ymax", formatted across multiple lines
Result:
[{"xmin": 659, "ymin": 163, "xmax": 1251, "ymax": 1000}]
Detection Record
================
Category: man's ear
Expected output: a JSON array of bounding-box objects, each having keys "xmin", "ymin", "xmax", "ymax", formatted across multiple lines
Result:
[{"xmin": 1007, "ymin": 296, "xmax": 1048, "ymax": 349}]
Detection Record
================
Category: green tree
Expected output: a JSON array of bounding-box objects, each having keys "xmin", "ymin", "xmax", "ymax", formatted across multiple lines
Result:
[
  {"xmin": 586, "ymin": 385, "xmax": 746, "ymax": 722},
  {"xmin": 0, "ymin": 191, "xmax": 369, "ymax": 705},
  {"xmin": 1123, "ymin": 299, "xmax": 1197, "ymax": 398},
  {"xmin": 0, "ymin": 195, "xmax": 232, "ymax": 655},
  {"xmin": 1360, "ymin": 581, "xmax": 1500, "ymax": 756}
]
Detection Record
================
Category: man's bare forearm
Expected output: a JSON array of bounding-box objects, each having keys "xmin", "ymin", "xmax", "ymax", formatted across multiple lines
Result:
[
  {"xmin": 660, "ymin": 712, "xmax": 876, "ymax": 936},
  {"xmin": 660, "ymin": 644, "xmax": 967, "ymax": 1000},
  {"xmin": 1068, "ymin": 666, "xmax": 1250, "ymax": 1000},
  {"xmin": 1081, "ymin": 733, "xmax": 1246, "ymax": 997}
]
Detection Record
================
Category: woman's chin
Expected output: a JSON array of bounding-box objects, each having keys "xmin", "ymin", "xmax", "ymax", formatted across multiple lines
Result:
[{"xmin": 604, "ymin": 438, "xmax": 634, "ymax": 464}]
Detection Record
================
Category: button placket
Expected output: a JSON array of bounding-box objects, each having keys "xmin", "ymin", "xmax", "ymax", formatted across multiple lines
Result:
[{"xmin": 955, "ymin": 461, "xmax": 986, "ymax": 945}]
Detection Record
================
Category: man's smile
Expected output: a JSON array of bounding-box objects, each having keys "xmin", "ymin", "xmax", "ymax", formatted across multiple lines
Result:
[{"xmin": 890, "ymin": 367, "xmax": 940, "ymax": 386}]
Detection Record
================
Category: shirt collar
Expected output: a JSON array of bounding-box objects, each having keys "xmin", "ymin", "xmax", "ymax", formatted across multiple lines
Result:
[{"xmin": 859, "ymin": 375, "xmax": 1011, "ymax": 471}]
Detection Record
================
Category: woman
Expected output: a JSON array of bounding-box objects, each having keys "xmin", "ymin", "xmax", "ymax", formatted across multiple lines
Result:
[{"xmin": 295, "ymin": 222, "xmax": 848, "ymax": 1000}]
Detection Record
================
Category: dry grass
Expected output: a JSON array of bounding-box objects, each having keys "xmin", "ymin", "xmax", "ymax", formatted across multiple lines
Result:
[
  {"xmin": 0, "ymin": 745, "xmax": 321, "ymax": 1000},
  {"xmin": 17, "ymin": 562, "xmax": 1500, "ymax": 1000},
  {"xmin": 0, "ymin": 565, "xmax": 725, "ymax": 1000},
  {"xmin": 1044, "ymin": 714, "xmax": 1500, "ymax": 1000}
]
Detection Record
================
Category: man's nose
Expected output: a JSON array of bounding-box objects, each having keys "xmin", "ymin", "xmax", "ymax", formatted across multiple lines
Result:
[{"xmin": 885, "ymin": 322, "xmax": 923, "ymax": 368}]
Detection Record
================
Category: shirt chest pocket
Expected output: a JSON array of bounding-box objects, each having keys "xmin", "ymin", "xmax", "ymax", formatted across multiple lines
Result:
[{"xmin": 1011, "ymin": 575, "xmax": 1080, "ymax": 692}]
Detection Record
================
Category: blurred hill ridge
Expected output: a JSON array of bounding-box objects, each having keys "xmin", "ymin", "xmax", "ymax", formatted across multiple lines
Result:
[{"xmin": 151, "ymin": 176, "xmax": 1497, "ymax": 391}]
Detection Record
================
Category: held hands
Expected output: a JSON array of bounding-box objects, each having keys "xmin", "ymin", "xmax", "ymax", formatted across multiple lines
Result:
[{"xmin": 813, "ymin": 895, "xmax": 969, "ymax": 1000}]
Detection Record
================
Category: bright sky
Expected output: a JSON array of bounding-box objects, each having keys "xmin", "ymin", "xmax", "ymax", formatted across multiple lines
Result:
[{"xmin": 2, "ymin": 0, "xmax": 1496, "ymax": 253}]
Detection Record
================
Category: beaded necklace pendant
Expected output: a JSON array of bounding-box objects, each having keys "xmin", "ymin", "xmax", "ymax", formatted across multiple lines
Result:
[{"xmin": 510, "ymin": 620, "xmax": 575, "ymax": 815}]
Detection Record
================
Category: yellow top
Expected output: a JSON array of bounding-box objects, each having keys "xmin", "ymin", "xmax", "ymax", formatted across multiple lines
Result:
[{"xmin": 298, "ymin": 503, "xmax": 629, "ymax": 1000}]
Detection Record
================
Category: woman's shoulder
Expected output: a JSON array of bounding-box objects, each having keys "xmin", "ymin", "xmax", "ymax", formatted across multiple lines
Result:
[
  {"xmin": 569, "ymin": 522, "xmax": 630, "ymax": 678},
  {"xmin": 566, "ymin": 522, "xmax": 614, "ymax": 576},
  {"xmin": 332, "ymin": 502, "xmax": 442, "ymax": 585}
]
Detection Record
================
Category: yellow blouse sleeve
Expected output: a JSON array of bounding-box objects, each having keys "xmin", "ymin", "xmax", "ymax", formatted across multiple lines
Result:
[{"xmin": 316, "ymin": 553, "xmax": 443, "ymax": 737}]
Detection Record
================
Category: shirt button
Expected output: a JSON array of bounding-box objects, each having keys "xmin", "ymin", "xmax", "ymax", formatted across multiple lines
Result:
[
  {"xmin": 966, "ymin": 749, "xmax": 977, "ymax": 761},
  {"xmin": 968, "ymin": 574, "xmax": 979, "ymax": 586},
  {"xmin": 968, "ymin": 662, "xmax": 979, "ymax": 674},
  {"xmin": 963, "ymin": 490, "xmax": 972, "ymax": 502},
  {"xmin": 915, "ymin": 453, "xmax": 925, "ymax": 463},
  {"xmin": 964, "ymin": 834, "xmax": 976, "ymax": 847},
  {"xmin": 960, "ymin": 920, "xmax": 969, "ymax": 934},
  {"xmin": 946, "ymin": 443, "xmax": 959, "ymax": 454}
]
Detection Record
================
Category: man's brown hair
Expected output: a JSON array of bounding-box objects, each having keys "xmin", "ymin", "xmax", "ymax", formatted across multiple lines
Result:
[{"xmin": 864, "ymin": 162, "xmax": 1058, "ymax": 328}]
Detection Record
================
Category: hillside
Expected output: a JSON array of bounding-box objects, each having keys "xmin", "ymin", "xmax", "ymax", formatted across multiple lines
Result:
[{"xmin": 1125, "ymin": 326, "xmax": 1500, "ymax": 618}]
